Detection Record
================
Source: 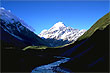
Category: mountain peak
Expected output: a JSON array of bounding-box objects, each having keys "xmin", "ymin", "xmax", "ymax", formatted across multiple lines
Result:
[
  {"xmin": 0, "ymin": 7, "xmax": 35, "ymax": 32},
  {"xmin": 48, "ymin": 21, "xmax": 66, "ymax": 31},
  {"xmin": 53, "ymin": 21, "xmax": 66, "ymax": 28},
  {"xmin": 39, "ymin": 21, "xmax": 86, "ymax": 43},
  {"xmin": 39, "ymin": 22, "xmax": 86, "ymax": 47}
]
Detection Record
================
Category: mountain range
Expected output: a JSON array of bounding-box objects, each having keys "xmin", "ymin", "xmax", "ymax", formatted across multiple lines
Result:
[
  {"xmin": 0, "ymin": 7, "xmax": 86, "ymax": 48},
  {"xmin": 1, "ymin": 7, "xmax": 109, "ymax": 72},
  {"xmin": 0, "ymin": 7, "xmax": 49, "ymax": 48},
  {"xmin": 39, "ymin": 22, "xmax": 86, "ymax": 47},
  {"xmin": 60, "ymin": 12, "xmax": 110, "ymax": 72}
]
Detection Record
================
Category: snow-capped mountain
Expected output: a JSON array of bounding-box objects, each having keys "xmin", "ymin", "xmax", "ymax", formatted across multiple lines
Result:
[
  {"xmin": 39, "ymin": 22, "xmax": 86, "ymax": 47},
  {"xmin": 0, "ymin": 7, "xmax": 49, "ymax": 48},
  {"xmin": 0, "ymin": 7, "xmax": 35, "ymax": 32}
]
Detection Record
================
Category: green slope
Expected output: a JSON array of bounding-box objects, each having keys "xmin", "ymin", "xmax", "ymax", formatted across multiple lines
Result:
[
  {"xmin": 78, "ymin": 12, "xmax": 110, "ymax": 41},
  {"xmin": 60, "ymin": 12, "xmax": 110, "ymax": 72},
  {"xmin": 22, "ymin": 12, "xmax": 110, "ymax": 51}
]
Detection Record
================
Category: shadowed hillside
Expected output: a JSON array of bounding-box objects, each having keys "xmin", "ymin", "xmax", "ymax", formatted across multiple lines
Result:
[
  {"xmin": 1, "ymin": 8, "xmax": 109, "ymax": 72},
  {"xmin": 61, "ymin": 25, "xmax": 109, "ymax": 72},
  {"xmin": 60, "ymin": 13, "xmax": 109, "ymax": 72}
]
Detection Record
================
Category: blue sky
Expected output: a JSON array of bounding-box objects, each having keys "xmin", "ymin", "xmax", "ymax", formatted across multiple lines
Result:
[{"xmin": 1, "ymin": 1, "xmax": 109, "ymax": 34}]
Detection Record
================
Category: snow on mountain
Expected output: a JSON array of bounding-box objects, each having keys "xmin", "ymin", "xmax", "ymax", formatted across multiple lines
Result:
[
  {"xmin": 39, "ymin": 22, "xmax": 86, "ymax": 44},
  {"xmin": 0, "ymin": 7, "xmax": 49, "ymax": 47},
  {"xmin": 0, "ymin": 7, "xmax": 35, "ymax": 32}
]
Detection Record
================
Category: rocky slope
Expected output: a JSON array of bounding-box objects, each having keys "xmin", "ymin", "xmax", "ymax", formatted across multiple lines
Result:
[
  {"xmin": 0, "ymin": 7, "xmax": 49, "ymax": 48},
  {"xmin": 39, "ymin": 22, "xmax": 86, "ymax": 47}
]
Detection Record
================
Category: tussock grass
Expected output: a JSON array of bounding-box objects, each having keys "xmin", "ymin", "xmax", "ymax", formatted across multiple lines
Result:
[{"xmin": 78, "ymin": 12, "xmax": 110, "ymax": 41}]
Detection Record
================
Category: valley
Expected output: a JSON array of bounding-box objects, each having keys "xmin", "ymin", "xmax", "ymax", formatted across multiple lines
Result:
[{"xmin": 0, "ymin": 7, "xmax": 109, "ymax": 73}]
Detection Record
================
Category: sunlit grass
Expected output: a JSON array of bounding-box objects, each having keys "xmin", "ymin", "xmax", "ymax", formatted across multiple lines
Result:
[
  {"xmin": 23, "ymin": 12, "xmax": 110, "ymax": 51},
  {"xmin": 23, "ymin": 46, "xmax": 48, "ymax": 51},
  {"xmin": 78, "ymin": 12, "xmax": 110, "ymax": 41}
]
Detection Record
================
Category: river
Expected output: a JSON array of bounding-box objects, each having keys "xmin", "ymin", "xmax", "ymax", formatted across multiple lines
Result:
[{"xmin": 31, "ymin": 56, "xmax": 71, "ymax": 73}]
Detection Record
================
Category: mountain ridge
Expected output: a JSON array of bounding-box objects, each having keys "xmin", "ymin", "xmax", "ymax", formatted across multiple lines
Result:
[
  {"xmin": 59, "ymin": 12, "xmax": 109, "ymax": 72},
  {"xmin": 0, "ymin": 7, "xmax": 49, "ymax": 48},
  {"xmin": 39, "ymin": 21, "xmax": 86, "ymax": 47}
]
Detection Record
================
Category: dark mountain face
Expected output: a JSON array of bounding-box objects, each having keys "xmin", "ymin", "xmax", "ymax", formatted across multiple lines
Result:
[
  {"xmin": 0, "ymin": 8, "xmax": 49, "ymax": 49},
  {"xmin": 1, "ymin": 27, "xmax": 27, "ymax": 48},
  {"xmin": 59, "ymin": 13, "xmax": 109, "ymax": 72},
  {"xmin": 1, "ymin": 7, "xmax": 109, "ymax": 72},
  {"xmin": 0, "ymin": 8, "xmax": 51, "ymax": 72},
  {"xmin": 60, "ymin": 25, "xmax": 109, "ymax": 72}
]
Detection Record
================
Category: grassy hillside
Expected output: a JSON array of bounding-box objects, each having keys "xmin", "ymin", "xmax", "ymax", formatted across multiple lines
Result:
[
  {"xmin": 2, "ymin": 11, "xmax": 109, "ymax": 72},
  {"xmin": 60, "ymin": 12, "xmax": 110, "ymax": 72},
  {"xmin": 22, "ymin": 12, "xmax": 110, "ymax": 53},
  {"xmin": 61, "ymin": 25, "xmax": 109, "ymax": 72},
  {"xmin": 23, "ymin": 46, "xmax": 48, "ymax": 51},
  {"xmin": 78, "ymin": 12, "xmax": 110, "ymax": 41}
]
